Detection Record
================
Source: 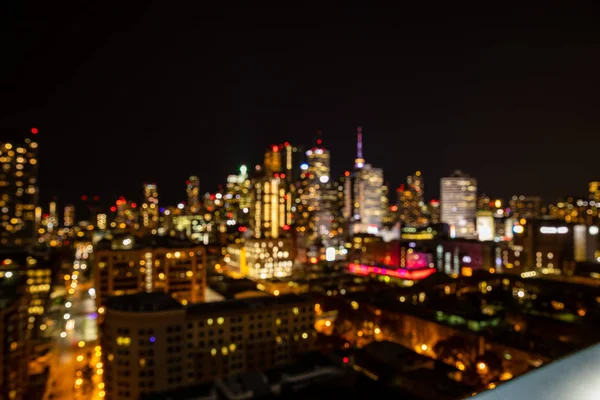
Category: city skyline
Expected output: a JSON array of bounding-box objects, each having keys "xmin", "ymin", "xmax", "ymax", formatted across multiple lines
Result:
[{"xmin": 3, "ymin": 5, "xmax": 600, "ymax": 206}]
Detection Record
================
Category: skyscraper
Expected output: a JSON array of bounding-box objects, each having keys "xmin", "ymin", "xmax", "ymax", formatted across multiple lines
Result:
[
  {"xmin": 141, "ymin": 183, "xmax": 159, "ymax": 230},
  {"xmin": 397, "ymin": 171, "xmax": 428, "ymax": 227},
  {"xmin": 0, "ymin": 129, "xmax": 39, "ymax": 246},
  {"xmin": 251, "ymin": 147, "xmax": 293, "ymax": 240},
  {"xmin": 440, "ymin": 170, "xmax": 477, "ymax": 238},
  {"xmin": 63, "ymin": 204, "xmax": 75, "ymax": 227},
  {"xmin": 186, "ymin": 176, "xmax": 200, "ymax": 213},
  {"xmin": 345, "ymin": 127, "xmax": 385, "ymax": 235}
]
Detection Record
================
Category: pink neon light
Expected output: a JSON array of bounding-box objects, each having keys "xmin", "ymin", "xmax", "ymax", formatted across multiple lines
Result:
[{"xmin": 348, "ymin": 263, "xmax": 435, "ymax": 280}]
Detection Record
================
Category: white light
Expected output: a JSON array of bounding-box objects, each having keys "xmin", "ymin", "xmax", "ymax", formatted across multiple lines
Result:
[
  {"xmin": 325, "ymin": 247, "xmax": 335, "ymax": 262},
  {"xmin": 63, "ymin": 313, "xmax": 71, "ymax": 320},
  {"xmin": 65, "ymin": 302, "xmax": 72, "ymax": 308},
  {"xmin": 177, "ymin": 203, "xmax": 184, "ymax": 210},
  {"xmin": 513, "ymin": 225, "xmax": 524, "ymax": 234},
  {"xmin": 300, "ymin": 163, "xmax": 308, "ymax": 171},
  {"xmin": 462, "ymin": 256, "xmax": 472, "ymax": 263},
  {"xmin": 589, "ymin": 226, "xmax": 599, "ymax": 235},
  {"xmin": 88, "ymin": 288, "xmax": 96, "ymax": 297},
  {"xmin": 540, "ymin": 227, "xmax": 567, "ymax": 234},
  {"xmin": 319, "ymin": 176, "xmax": 329, "ymax": 183},
  {"xmin": 60, "ymin": 332, "xmax": 67, "ymax": 338},
  {"xmin": 5, "ymin": 271, "xmax": 13, "ymax": 278},
  {"xmin": 356, "ymin": 162, "xmax": 364, "ymax": 168},
  {"xmin": 164, "ymin": 209, "xmax": 171, "ymax": 216},
  {"xmin": 122, "ymin": 238, "xmax": 131, "ymax": 246},
  {"xmin": 243, "ymin": 208, "xmax": 249, "ymax": 213}
]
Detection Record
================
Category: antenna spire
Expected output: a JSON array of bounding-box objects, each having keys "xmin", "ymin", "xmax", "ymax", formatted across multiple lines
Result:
[{"xmin": 355, "ymin": 126, "xmax": 365, "ymax": 169}]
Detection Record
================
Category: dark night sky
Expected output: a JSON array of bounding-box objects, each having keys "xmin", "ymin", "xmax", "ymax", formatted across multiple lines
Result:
[{"xmin": 2, "ymin": 3, "xmax": 600, "ymax": 209}]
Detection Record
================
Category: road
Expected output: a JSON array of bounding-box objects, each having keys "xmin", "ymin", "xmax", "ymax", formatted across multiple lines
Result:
[{"xmin": 45, "ymin": 243, "xmax": 104, "ymax": 400}]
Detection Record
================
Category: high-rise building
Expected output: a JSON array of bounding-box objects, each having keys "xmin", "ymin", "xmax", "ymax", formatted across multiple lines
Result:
[
  {"xmin": 345, "ymin": 128, "xmax": 385, "ymax": 235},
  {"xmin": 94, "ymin": 236, "xmax": 206, "ymax": 308},
  {"xmin": 440, "ymin": 170, "xmax": 477, "ymax": 239},
  {"xmin": 509, "ymin": 195, "xmax": 542, "ymax": 220},
  {"xmin": 589, "ymin": 181, "xmax": 600, "ymax": 203},
  {"xmin": 186, "ymin": 176, "xmax": 200, "ymax": 214},
  {"xmin": 225, "ymin": 165, "xmax": 252, "ymax": 226},
  {"xmin": 101, "ymin": 293, "xmax": 315, "ymax": 400},
  {"xmin": 397, "ymin": 171, "xmax": 428, "ymax": 227},
  {"xmin": 141, "ymin": 183, "xmax": 159, "ymax": 231},
  {"xmin": 0, "ymin": 130, "xmax": 39, "ymax": 246},
  {"xmin": 63, "ymin": 204, "xmax": 75, "ymax": 227},
  {"xmin": 251, "ymin": 176, "xmax": 292, "ymax": 239}
]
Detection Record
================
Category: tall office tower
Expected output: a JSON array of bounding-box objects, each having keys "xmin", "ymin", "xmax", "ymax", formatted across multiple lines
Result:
[
  {"xmin": 141, "ymin": 183, "xmax": 159, "ymax": 231},
  {"xmin": 589, "ymin": 181, "xmax": 600, "ymax": 203},
  {"xmin": 282, "ymin": 141, "xmax": 302, "ymax": 183},
  {"xmin": 47, "ymin": 201, "xmax": 57, "ymax": 233},
  {"xmin": 251, "ymin": 175, "xmax": 292, "ymax": 240},
  {"xmin": 225, "ymin": 165, "xmax": 251, "ymax": 225},
  {"xmin": 396, "ymin": 171, "xmax": 428, "ymax": 227},
  {"xmin": 345, "ymin": 127, "xmax": 385, "ymax": 235},
  {"xmin": 0, "ymin": 129, "xmax": 39, "ymax": 246},
  {"xmin": 296, "ymin": 131, "xmax": 332, "ymax": 243},
  {"xmin": 186, "ymin": 176, "xmax": 200, "ymax": 213},
  {"xmin": 429, "ymin": 199, "xmax": 441, "ymax": 224},
  {"xmin": 264, "ymin": 145, "xmax": 282, "ymax": 175},
  {"xmin": 440, "ymin": 170, "xmax": 477, "ymax": 238},
  {"xmin": 509, "ymin": 195, "xmax": 542, "ymax": 220},
  {"xmin": 63, "ymin": 204, "xmax": 75, "ymax": 227},
  {"xmin": 113, "ymin": 197, "xmax": 138, "ymax": 229}
]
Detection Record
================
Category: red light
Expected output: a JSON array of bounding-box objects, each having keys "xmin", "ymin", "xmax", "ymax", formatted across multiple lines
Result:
[
  {"xmin": 227, "ymin": 212, "xmax": 232, "ymax": 218},
  {"xmin": 317, "ymin": 139, "xmax": 322, "ymax": 145},
  {"xmin": 280, "ymin": 173, "xmax": 285, "ymax": 178},
  {"xmin": 274, "ymin": 173, "xmax": 279, "ymax": 178},
  {"xmin": 131, "ymin": 202, "xmax": 137, "ymax": 208},
  {"xmin": 343, "ymin": 357, "xmax": 349, "ymax": 363},
  {"xmin": 81, "ymin": 195, "xmax": 88, "ymax": 201},
  {"xmin": 284, "ymin": 142, "xmax": 290, "ymax": 147},
  {"xmin": 42, "ymin": 213, "xmax": 49, "ymax": 219},
  {"xmin": 31, "ymin": 128, "xmax": 38, "ymax": 134},
  {"xmin": 210, "ymin": 194, "xmax": 216, "ymax": 200},
  {"xmin": 283, "ymin": 224, "xmax": 290, "ymax": 231},
  {"xmin": 93, "ymin": 196, "xmax": 99, "ymax": 201},
  {"xmin": 272, "ymin": 145, "xmax": 279, "ymax": 152},
  {"xmin": 186, "ymin": 180, "xmax": 191, "ymax": 185},
  {"xmin": 110, "ymin": 206, "xmax": 116, "ymax": 212},
  {"xmin": 344, "ymin": 171, "xmax": 350, "ymax": 177}
]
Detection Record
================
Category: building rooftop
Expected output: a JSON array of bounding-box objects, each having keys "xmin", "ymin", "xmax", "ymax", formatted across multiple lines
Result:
[
  {"xmin": 186, "ymin": 293, "xmax": 311, "ymax": 316},
  {"xmin": 105, "ymin": 292, "xmax": 183, "ymax": 313}
]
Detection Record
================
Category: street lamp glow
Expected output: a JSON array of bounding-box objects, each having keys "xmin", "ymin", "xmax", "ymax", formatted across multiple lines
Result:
[
  {"xmin": 63, "ymin": 313, "xmax": 70, "ymax": 320},
  {"xmin": 65, "ymin": 302, "xmax": 72, "ymax": 308},
  {"xmin": 60, "ymin": 332, "xmax": 67, "ymax": 338}
]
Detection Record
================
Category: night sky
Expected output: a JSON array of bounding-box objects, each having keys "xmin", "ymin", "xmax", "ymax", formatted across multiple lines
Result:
[{"xmin": 2, "ymin": 3, "xmax": 600, "ymax": 208}]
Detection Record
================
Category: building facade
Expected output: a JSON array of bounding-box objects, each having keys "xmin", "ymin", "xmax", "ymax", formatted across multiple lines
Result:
[
  {"xmin": 0, "ymin": 130, "xmax": 39, "ymax": 246},
  {"xmin": 101, "ymin": 293, "xmax": 315, "ymax": 400},
  {"xmin": 440, "ymin": 171, "xmax": 477, "ymax": 239}
]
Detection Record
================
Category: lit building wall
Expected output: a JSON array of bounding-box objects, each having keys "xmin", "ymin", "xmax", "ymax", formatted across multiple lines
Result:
[
  {"xmin": 141, "ymin": 183, "xmax": 159, "ymax": 231},
  {"xmin": 350, "ymin": 164, "xmax": 385, "ymax": 235},
  {"xmin": 95, "ymin": 239, "xmax": 207, "ymax": 309},
  {"xmin": 102, "ymin": 293, "xmax": 315, "ymax": 400},
  {"xmin": 509, "ymin": 195, "xmax": 542, "ymax": 220},
  {"xmin": 0, "ymin": 276, "xmax": 30, "ymax": 400},
  {"xmin": 63, "ymin": 204, "xmax": 75, "ymax": 227},
  {"xmin": 251, "ymin": 177, "xmax": 291, "ymax": 240},
  {"xmin": 0, "ymin": 132, "xmax": 39, "ymax": 246},
  {"xmin": 476, "ymin": 211, "xmax": 495, "ymax": 242},
  {"xmin": 229, "ymin": 238, "xmax": 294, "ymax": 280},
  {"xmin": 440, "ymin": 171, "xmax": 477, "ymax": 239},
  {"xmin": 186, "ymin": 176, "xmax": 200, "ymax": 214}
]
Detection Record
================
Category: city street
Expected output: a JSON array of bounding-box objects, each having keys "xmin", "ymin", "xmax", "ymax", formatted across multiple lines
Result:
[{"xmin": 45, "ymin": 244, "xmax": 104, "ymax": 400}]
